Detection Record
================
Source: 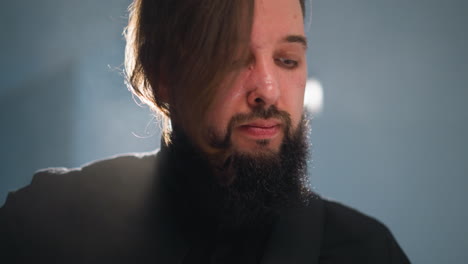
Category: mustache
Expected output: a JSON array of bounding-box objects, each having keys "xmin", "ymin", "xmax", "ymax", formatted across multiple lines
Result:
[{"xmin": 208, "ymin": 105, "xmax": 292, "ymax": 150}]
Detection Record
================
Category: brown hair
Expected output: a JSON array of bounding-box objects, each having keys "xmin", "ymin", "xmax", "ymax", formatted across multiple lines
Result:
[{"xmin": 124, "ymin": 0, "xmax": 306, "ymax": 138}]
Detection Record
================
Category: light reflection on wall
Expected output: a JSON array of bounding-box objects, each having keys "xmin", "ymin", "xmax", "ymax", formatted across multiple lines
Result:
[{"xmin": 304, "ymin": 78, "xmax": 324, "ymax": 115}]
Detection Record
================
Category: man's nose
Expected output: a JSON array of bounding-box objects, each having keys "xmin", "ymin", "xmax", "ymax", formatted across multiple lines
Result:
[{"xmin": 245, "ymin": 56, "xmax": 280, "ymax": 108}]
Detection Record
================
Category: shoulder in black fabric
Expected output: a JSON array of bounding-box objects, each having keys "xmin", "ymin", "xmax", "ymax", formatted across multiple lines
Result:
[
  {"xmin": 319, "ymin": 200, "xmax": 411, "ymax": 264},
  {"xmin": 0, "ymin": 150, "xmax": 190, "ymax": 263}
]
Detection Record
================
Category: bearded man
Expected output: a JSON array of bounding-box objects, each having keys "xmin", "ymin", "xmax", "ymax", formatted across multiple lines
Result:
[{"xmin": 0, "ymin": 0, "xmax": 410, "ymax": 263}]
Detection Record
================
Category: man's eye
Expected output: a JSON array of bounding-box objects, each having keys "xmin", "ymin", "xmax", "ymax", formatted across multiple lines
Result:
[{"xmin": 275, "ymin": 57, "xmax": 298, "ymax": 69}]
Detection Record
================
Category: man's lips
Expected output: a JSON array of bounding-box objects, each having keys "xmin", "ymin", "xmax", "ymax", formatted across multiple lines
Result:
[{"xmin": 236, "ymin": 120, "xmax": 281, "ymax": 139}]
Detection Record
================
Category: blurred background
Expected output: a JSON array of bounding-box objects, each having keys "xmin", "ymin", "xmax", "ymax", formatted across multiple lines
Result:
[{"xmin": 1, "ymin": 0, "xmax": 467, "ymax": 262}]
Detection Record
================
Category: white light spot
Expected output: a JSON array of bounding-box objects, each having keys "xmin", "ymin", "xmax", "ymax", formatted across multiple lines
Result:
[{"xmin": 304, "ymin": 78, "xmax": 324, "ymax": 115}]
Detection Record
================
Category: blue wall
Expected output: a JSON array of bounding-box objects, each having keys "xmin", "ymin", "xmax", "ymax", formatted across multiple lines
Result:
[
  {"xmin": 1, "ymin": 0, "xmax": 467, "ymax": 262},
  {"xmin": 307, "ymin": 1, "xmax": 468, "ymax": 263}
]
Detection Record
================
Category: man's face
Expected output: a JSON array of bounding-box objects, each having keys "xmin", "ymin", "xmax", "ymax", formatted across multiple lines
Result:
[
  {"xmin": 185, "ymin": 0, "xmax": 307, "ymax": 158},
  {"xmin": 167, "ymin": 0, "xmax": 309, "ymax": 224}
]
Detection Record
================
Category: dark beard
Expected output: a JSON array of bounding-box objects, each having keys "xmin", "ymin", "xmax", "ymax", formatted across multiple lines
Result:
[
  {"xmin": 215, "ymin": 120, "xmax": 311, "ymax": 230},
  {"xmin": 162, "ymin": 110, "xmax": 312, "ymax": 233}
]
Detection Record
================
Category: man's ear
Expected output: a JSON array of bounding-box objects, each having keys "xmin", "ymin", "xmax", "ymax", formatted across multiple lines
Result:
[
  {"xmin": 157, "ymin": 82, "xmax": 170, "ymax": 105},
  {"xmin": 155, "ymin": 69, "xmax": 171, "ymax": 105},
  {"xmin": 150, "ymin": 68, "xmax": 170, "ymax": 107}
]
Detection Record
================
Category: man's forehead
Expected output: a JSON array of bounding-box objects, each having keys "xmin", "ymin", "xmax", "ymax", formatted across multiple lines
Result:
[
  {"xmin": 253, "ymin": 0, "xmax": 304, "ymax": 23},
  {"xmin": 250, "ymin": 0, "xmax": 306, "ymax": 48}
]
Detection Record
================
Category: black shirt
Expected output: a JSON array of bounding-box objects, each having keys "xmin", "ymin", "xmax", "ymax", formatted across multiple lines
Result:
[{"xmin": 0, "ymin": 150, "xmax": 410, "ymax": 263}]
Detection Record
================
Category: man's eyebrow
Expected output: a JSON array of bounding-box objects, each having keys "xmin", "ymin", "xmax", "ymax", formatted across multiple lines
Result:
[{"xmin": 283, "ymin": 35, "xmax": 308, "ymax": 49}]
